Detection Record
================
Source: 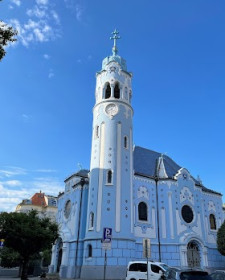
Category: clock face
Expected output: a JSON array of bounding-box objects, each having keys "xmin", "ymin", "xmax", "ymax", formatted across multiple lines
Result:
[
  {"xmin": 64, "ymin": 200, "xmax": 71, "ymax": 219},
  {"xmin": 105, "ymin": 103, "xmax": 118, "ymax": 117}
]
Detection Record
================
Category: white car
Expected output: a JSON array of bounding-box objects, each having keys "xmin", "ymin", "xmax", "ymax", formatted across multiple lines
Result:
[{"xmin": 125, "ymin": 260, "xmax": 170, "ymax": 280}]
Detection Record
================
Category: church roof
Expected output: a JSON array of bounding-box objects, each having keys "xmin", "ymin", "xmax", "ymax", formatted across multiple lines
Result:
[
  {"xmin": 133, "ymin": 146, "xmax": 221, "ymax": 196},
  {"xmin": 64, "ymin": 169, "xmax": 89, "ymax": 182},
  {"xmin": 134, "ymin": 146, "xmax": 180, "ymax": 178}
]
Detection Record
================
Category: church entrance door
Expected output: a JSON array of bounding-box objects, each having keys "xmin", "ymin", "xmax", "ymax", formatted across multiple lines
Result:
[
  {"xmin": 57, "ymin": 248, "xmax": 62, "ymax": 272},
  {"xmin": 187, "ymin": 241, "xmax": 200, "ymax": 268}
]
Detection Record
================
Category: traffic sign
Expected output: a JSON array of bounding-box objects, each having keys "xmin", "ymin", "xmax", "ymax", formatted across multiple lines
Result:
[
  {"xmin": 102, "ymin": 242, "xmax": 111, "ymax": 250},
  {"xmin": 102, "ymin": 227, "xmax": 112, "ymax": 243},
  {"xmin": 143, "ymin": 238, "xmax": 151, "ymax": 258},
  {"xmin": 0, "ymin": 239, "xmax": 4, "ymax": 248}
]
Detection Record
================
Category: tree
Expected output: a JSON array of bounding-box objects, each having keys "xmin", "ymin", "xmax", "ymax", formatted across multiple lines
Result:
[
  {"xmin": 0, "ymin": 211, "xmax": 59, "ymax": 280},
  {"xmin": 0, "ymin": 246, "xmax": 20, "ymax": 268},
  {"xmin": 217, "ymin": 221, "xmax": 225, "ymax": 256},
  {"xmin": 0, "ymin": 0, "xmax": 17, "ymax": 61}
]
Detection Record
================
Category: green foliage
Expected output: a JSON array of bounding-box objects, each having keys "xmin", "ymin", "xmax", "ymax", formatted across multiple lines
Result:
[
  {"xmin": 0, "ymin": 246, "xmax": 20, "ymax": 268},
  {"xmin": 42, "ymin": 249, "xmax": 52, "ymax": 267},
  {"xmin": 217, "ymin": 221, "xmax": 225, "ymax": 256},
  {"xmin": 0, "ymin": 211, "xmax": 58, "ymax": 279},
  {"xmin": 0, "ymin": 0, "xmax": 17, "ymax": 61}
]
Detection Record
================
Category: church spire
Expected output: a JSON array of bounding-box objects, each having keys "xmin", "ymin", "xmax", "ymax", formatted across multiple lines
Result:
[
  {"xmin": 101, "ymin": 29, "xmax": 128, "ymax": 72},
  {"xmin": 110, "ymin": 29, "xmax": 121, "ymax": 56},
  {"xmin": 156, "ymin": 154, "xmax": 168, "ymax": 179}
]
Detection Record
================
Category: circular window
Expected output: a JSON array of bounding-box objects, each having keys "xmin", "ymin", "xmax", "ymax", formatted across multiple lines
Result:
[
  {"xmin": 181, "ymin": 205, "xmax": 194, "ymax": 223},
  {"xmin": 64, "ymin": 200, "xmax": 71, "ymax": 218}
]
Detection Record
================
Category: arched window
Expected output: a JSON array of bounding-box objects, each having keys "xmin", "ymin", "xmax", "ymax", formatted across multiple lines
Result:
[
  {"xmin": 124, "ymin": 87, "xmax": 128, "ymax": 100},
  {"xmin": 89, "ymin": 212, "xmax": 94, "ymax": 230},
  {"xmin": 209, "ymin": 214, "xmax": 216, "ymax": 230},
  {"xmin": 95, "ymin": 125, "xmax": 99, "ymax": 138},
  {"xmin": 107, "ymin": 170, "xmax": 112, "ymax": 184},
  {"xmin": 124, "ymin": 136, "xmax": 128, "ymax": 149},
  {"xmin": 129, "ymin": 90, "xmax": 132, "ymax": 102},
  {"xmin": 138, "ymin": 202, "xmax": 148, "ymax": 221},
  {"xmin": 114, "ymin": 83, "xmax": 120, "ymax": 99},
  {"xmin": 87, "ymin": 244, "xmax": 92, "ymax": 258},
  {"xmin": 105, "ymin": 83, "xmax": 111, "ymax": 99}
]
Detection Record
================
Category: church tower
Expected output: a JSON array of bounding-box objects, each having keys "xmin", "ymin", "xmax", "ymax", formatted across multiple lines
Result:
[{"xmin": 81, "ymin": 30, "xmax": 135, "ymax": 279}]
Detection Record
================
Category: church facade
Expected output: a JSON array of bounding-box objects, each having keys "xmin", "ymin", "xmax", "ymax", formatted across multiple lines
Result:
[{"xmin": 49, "ymin": 31, "xmax": 225, "ymax": 279}]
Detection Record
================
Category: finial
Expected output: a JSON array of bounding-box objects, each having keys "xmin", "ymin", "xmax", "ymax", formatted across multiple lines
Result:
[
  {"xmin": 77, "ymin": 163, "xmax": 82, "ymax": 170},
  {"xmin": 110, "ymin": 29, "xmax": 121, "ymax": 56}
]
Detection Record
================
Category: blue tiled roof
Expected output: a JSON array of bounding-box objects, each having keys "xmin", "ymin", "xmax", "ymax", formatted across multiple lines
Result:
[
  {"xmin": 64, "ymin": 169, "xmax": 89, "ymax": 182},
  {"xmin": 133, "ymin": 146, "xmax": 221, "ymax": 196},
  {"xmin": 133, "ymin": 146, "xmax": 181, "ymax": 178}
]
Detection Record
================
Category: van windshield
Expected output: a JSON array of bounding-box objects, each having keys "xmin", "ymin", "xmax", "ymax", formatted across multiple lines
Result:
[{"xmin": 160, "ymin": 264, "xmax": 170, "ymax": 271}]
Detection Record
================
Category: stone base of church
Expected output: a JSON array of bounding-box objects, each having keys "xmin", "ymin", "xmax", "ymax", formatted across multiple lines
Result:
[{"xmin": 80, "ymin": 265, "xmax": 126, "ymax": 280}]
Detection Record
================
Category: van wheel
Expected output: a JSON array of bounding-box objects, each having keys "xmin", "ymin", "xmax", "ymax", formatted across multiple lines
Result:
[{"xmin": 130, "ymin": 278, "xmax": 136, "ymax": 280}]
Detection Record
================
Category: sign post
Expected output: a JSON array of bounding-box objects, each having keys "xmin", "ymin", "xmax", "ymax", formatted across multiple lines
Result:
[
  {"xmin": 143, "ymin": 238, "xmax": 151, "ymax": 280},
  {"xmin": 102, "ymin": 228, "xmax": 112, "ymax": 280}
]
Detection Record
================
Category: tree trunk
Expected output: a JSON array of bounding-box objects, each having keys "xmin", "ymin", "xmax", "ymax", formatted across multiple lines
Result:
[{"xmin": 21, "ymin": 258, "xmax": 29, "ymax": 280}]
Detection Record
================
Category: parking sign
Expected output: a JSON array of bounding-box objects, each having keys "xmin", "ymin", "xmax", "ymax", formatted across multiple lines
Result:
[
  {"xmin": 0, "ymin": 239, "xmax": 4, "ymax": 248},
  {"xmin": 102, "ymin": 227, "xmax": 112, "ymax": 243}
]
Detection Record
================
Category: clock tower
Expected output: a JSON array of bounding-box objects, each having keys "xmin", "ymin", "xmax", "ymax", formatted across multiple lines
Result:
[{"xmin": 81, "ymin": 30, "xmax": 135, "ymax": 279}]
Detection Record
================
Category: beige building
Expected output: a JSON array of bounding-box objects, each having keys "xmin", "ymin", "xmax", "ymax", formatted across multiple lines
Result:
[{"xmin": 15, "ymin": 191, "xmax": 58, "ymax": 222}]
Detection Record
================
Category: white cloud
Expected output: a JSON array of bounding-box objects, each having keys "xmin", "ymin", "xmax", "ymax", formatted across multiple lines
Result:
[
  {"xmin": 48, "ymin": 69, "xmax": 54, "ymax": 78},
  {"xmin": 75, "ymin": 4, "xmax": 83, "ymax": 21},
  {"xmin": 27, "ymin": 6, "xmax": 46, "ymax": 18},
  {"xmin": 36, "ymin": 0, "xmax": 48, "ymax": 5},
  {"xmin": 43, "ymin": 54, "xmax": 50, "ymax": 59},
  {"xmin": 35, "ymin": 169, "xmax": 56, "ymax": 173},
  {"xmin": 0, "ymin": 198, "xmax": 21, "ymax": 212},
  {"xmin": 51, "ymin": 10, "xmax": 60, "ymax": 25},
  {"xmin": 4, "ymin": 180, "xmax": 22, "ymax": 187},
  {"xmin": 0, "ymin": 166, "xmax": 27, "ymax": 178},
  {"xmin": 0, "ymin": 172, "xmax": 64, "ymax": 212},
  {"xmin": 11, "ymin": 0, "xmax": 21, "ymax": 6},
  {"xmin": 10, "ymin": 18, "xmax": 57, "ymax": 46},
  {"xmin": 64, "ymin": 0, "xmax": 84, "ymax": 22},
  {"xmin": 9, "ymin": 0, "xmax": 61, "ymax": 47},
  {"xmin": 22, "ymin": 113, "xmax": 32, "ymax": 122}
]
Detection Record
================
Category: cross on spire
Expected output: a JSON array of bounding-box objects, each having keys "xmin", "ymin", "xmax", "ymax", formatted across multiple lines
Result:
[{"xmin": 110, "ymin": 29, "xmax": 121, "ymax": 56}]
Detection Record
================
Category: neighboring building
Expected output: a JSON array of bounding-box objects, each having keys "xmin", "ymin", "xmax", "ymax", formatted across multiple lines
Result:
[
  {"xmin": 49, "ymin": 31, "xmax": 225, "ymax": 279},
  {"xmin": 16, "ymin": 191, "xmax": 57, "ymax": 222}
]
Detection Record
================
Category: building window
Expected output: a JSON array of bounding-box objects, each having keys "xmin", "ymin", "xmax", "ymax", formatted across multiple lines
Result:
[
  {"xmin": 107, "ymin": 170, "xmax": 113, "ymax": 184},
  {"xmin": 124, "ymin": 136, "xmax": 128, "ymax": 149},
  {"xmin": 124, "ymin": 87, "xmax": 128, "ymax": 100},
  {"xmin": 87, "ymin": 244, "xmax": 92, "ymax": 258},
  {"xmin": 181, "ymin": 205, "xmax": 194, "ymax": 223},
  {"xmin": 114, "ymin": 83, "xmax": 120, "ymax": 99},
  {"xmin": 95, "ymin": 125, "xmax": 99, "ymax": 138},
  {"xmin": 129, "ymin": 90, "xmax": 132, "ymax": 102},
  {"xmin": 105, "ymin": 83, "xmax": 111, "ymax": 99},
  {"xmin": 64, "ymin": 200, "xmax": 71, "ymax": 219},
  {"xmin": 138, "ymin": 202, "xmax": 148, "ymax": 221},
  {"xmin": 89, "ymin": 212, "xmax": 94, "ymax": 230},
  {"xmin": 209, "ymin": 213, "xmax": 216, "ymax": 230}
]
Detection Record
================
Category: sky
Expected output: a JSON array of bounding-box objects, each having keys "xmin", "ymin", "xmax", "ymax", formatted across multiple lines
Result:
[{"xmin": 0, "ymin": 0, "xmax": 225, "ymax": 212}]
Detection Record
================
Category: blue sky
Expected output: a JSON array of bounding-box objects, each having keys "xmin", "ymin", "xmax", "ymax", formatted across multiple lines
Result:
[{"xmin": 0, "ymin": 0, "xmax": 225, "ymax": 212}]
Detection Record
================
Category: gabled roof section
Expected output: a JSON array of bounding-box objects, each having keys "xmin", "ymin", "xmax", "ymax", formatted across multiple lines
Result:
[
  {"xmin": 133, "ymin": 146, "xmax": 221, "ymax": 196},
  {"xmin": 64, "ymin": 169, "xmax": 89, "ymax": 182},
  {"xmin": 134, "ymin": 146, "xmax": 181, "ymax": 178}
]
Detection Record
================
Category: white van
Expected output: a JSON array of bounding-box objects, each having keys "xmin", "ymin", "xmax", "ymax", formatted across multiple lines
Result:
[{"xmin": 125, "ymin": 261, "xmax": 169, "ymax": 280}]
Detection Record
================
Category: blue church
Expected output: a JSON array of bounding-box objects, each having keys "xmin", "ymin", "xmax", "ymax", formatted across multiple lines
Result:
[{"xmin": 49, "ymin": 31, "xmax": 225, "ymax": 279}]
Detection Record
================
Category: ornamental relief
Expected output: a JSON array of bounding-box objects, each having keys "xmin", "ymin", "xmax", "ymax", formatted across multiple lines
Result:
[
  {"xmin": 137, "ymin": 186, "xmax": 149, "ymax": 200},
  {"xmin": 208, "ymin": 200, "xmax": 216, "ymax": 212},
  {"xmin": 180, "ymin": 187, "xmax": 194, "ymax": 204}
]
